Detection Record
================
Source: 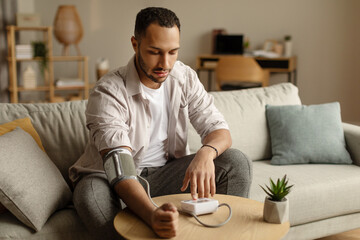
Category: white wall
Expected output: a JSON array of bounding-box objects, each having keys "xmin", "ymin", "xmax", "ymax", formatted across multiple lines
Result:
[{"xmin": 26, "ymin": 0, "xmax": 360, "ymax": 122}]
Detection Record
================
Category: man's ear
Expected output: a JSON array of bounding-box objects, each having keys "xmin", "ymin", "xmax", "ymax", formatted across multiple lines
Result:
[{"xmin": 131, "ymin": 36, "xmax": 138, "ymax": 52}]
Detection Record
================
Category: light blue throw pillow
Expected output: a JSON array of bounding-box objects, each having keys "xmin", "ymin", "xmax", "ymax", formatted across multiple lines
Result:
[{"xmin": 266, "ymin": 102, "xmax": 352, "ymax": 165}]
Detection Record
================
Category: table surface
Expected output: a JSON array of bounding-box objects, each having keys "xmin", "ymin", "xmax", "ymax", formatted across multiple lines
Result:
[{"xmin": 114, "ymin": 194, "xmax": 290, "ymax": 240}]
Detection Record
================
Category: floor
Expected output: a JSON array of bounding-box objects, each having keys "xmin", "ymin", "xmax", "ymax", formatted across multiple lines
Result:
[{"xmin": 316, "ymin": 228, "xmax": 360, "ymax": 240}]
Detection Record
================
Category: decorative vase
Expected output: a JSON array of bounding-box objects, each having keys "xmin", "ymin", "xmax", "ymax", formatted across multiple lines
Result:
[
  {"xmin": 23, "ymin": 65, "xmax": 37, "ymax": 89},
  {"xmin": 53, "ymin": 5, "xmax": 83, "ymax": 56},
  {"xmin": 263, "ymin": 197, "xmax": 289, "ymax": 224},
  {"xmin": 284, "ymin": 41, "xmax": 292, "ymax": 57}
]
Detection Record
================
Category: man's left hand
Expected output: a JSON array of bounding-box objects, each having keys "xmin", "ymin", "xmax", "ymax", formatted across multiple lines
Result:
[{"xmin": 180, "ymin": 147, "xmax": 216, "ymax": 199}]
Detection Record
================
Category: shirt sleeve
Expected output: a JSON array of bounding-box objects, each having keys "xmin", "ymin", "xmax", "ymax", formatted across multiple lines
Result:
[
  {"xmin": 185, "ymin": 67, "xmax": 229, "ymax": 143},
  {"xmin": 86, "ymin": 76, "xmax": 133, "ymax": 152}
]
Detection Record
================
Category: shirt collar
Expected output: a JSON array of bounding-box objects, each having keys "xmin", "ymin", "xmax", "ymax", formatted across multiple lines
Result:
[
  {"xmin": 168, "ymin": 61, "xmax": 185, "ymax": 86},
  {"xmin": 126, "ymin": 55, "xmax": 142, "ymax": 97}
]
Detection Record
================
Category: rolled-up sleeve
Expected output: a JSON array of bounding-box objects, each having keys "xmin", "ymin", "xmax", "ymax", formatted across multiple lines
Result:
[
  {"xmin": 186, "ymin": 67, "xmax": 229, "ymax": 142},
  {"xmin": 86, "ymin": 79, "xmax": 132, "ymax": 152}
]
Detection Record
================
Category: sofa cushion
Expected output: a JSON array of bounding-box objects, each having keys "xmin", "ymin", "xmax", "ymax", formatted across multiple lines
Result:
[
  {"xmin": 0, "ymin": 118, "xmax": 47, "ymax": 215},
  {"xmin": 250, "ymin": 160, "xmax": 360, "ymax": 226},
  {"xmin": 0, "ymin": 101, "xmax": 88, "ymax": 187},
  {"xmin": 188, "ymin": 83, "xmax": 302, "ymax": 160},
  {"xmin": 0, "ymin": 117, "xmax": 45, "ymax": 151},
  {"xmin": 0, "ymin": 208, "xmax": 91, "ymax": 240},
  {"xmin": 266, "ymin": 102, "xmax": 352, "ymax": 165},
  {"xmin": 0, "ymin": 127, "xmax": 72, "ymax": 231}
]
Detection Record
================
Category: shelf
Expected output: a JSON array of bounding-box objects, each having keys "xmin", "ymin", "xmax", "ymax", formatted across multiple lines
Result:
[
  {"xmin": 6, "ymin": 25, "xmax": 90, "ymax": 103},
  {"xmin": 8, "ymin": 56, "xmax": 89, "ymax": 62},
  {"xmin": 9, "ymin": 86, "xmax": 50, "ymax": 92},
  {"xmin": 6, "ymin": 26, "xmax": 51, "ymax": 31},
  {"xmin": 8, "ymin": 57, "xmax": 45, "ymax": 62}
]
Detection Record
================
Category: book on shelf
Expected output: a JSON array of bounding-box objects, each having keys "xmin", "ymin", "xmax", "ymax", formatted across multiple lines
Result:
[
  {"xmin": 55, "ymin": 78, "xmax": 84, "ymax": 87},
  {"xmin": 16, "ymin": 44, "xmax": 33, "ymax": 59}
]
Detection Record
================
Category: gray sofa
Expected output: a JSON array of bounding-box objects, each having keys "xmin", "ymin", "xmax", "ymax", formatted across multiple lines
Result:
[{"xmin": 1, "ymin": 83, "xmax": 359, "ymax": 240}]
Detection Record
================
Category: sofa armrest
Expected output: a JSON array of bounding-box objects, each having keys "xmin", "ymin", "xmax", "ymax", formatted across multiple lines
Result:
[{"xmin": 343, "ymin": 123, "xmax": 360, "ymax": 166}]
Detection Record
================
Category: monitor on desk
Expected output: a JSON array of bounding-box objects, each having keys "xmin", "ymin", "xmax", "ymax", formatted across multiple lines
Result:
[{"xmin": 214, "ymin": 34, "xmax": 244, "ymax": 54}]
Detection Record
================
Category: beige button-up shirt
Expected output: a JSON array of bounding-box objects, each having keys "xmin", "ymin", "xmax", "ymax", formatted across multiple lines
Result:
[{"xmin": 69, "ymin": 56, "xmax": 229, "ymax": 184}]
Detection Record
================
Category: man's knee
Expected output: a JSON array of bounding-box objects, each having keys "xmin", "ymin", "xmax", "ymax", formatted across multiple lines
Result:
[
  {"xmin": 74, "ymin": 173, "xmax": 114, "ymax": 213},
  {"xmin": 73, "ymin": 173, "xmax": 122, "ymax": 240},
  {"xmin": 215, "ymin": 148, "xmax": 253, "ymax": 197},
  {"xmin": 218, "ymin": 148, "xmax": 253, "ymax": 182}
]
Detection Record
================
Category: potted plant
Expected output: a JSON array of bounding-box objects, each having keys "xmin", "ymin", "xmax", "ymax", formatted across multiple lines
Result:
[
  {"xmin": 260, "ymin": 174, "xmax": 293, "ymax": 224},
  {"xmin": 32, "ymin": 41, "xmax": 48, "ymax": 77}
]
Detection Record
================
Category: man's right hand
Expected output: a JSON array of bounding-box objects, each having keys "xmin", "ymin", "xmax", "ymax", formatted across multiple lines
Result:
[{"xmin": 151, "ymin": 203, "xmax": 179, "ymax": 238}]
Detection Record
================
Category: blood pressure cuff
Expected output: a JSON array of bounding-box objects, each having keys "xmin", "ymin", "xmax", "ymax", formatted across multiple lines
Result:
[{"xmin": 102, "ymin": 148, "xmax": 138, "ymax": 188}]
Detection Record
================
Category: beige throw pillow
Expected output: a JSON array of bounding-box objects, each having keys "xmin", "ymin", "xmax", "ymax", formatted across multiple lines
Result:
[
  {"xmin": 0, "ymin": 117, "xmax": 45, "ymax": 151},
  {"xmin": 0, "ymin": 127, "xmax": 72, "ymax": 231}
]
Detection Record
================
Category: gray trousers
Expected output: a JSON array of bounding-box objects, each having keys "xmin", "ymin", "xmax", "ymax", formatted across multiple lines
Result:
[{"xmin": 73, "ymin": 148, "xmax": 252, "ymax": 240}]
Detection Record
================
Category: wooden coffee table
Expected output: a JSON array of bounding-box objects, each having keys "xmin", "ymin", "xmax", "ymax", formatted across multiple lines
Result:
[{"xmin": 114, "ymin": 194, "xmax": 290, "ymax": 240}]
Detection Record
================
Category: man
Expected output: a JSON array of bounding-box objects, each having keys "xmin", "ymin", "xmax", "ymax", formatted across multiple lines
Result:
[{"xmin": 69, "ymin": 7, "xmax": 252, "ymax": 239}]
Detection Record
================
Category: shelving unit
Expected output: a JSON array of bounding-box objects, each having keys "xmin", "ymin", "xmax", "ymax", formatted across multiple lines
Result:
[{"xmin": 6, "ymin": 25, "xmax": 89, "ymax": 103}]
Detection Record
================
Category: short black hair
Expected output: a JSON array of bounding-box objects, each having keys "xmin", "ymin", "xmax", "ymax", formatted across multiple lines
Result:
[{"xmin": 134, "ymin": 7, "xmax": 180, "ymax": 41}]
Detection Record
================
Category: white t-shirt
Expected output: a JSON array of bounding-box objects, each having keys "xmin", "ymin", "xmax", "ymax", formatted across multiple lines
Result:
[{"xmin": 140, "ymin": 82, "xmax": 169, "ymax": 169}]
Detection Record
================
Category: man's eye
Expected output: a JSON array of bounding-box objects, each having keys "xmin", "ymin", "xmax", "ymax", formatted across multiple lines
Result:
[
  {"xmin": 169, "ymin": 51, "xmax": 178, "ymax": 55},
  {"xmin": 149, "ymin": 51, "xmax": 159, "ymax": 55}
]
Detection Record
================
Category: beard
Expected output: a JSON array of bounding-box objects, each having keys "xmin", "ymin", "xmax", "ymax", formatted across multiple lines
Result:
[{"xmin": 138, "ymin": 50, "xmax": 171, "ymax": 84}]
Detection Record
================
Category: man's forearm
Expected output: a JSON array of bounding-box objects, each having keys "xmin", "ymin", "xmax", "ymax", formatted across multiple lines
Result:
[
  {"xmin": 114, "ymin": 179, "xmax": 156, "ymax": 225},
  {"xmin": 114, "ymin": 179, "xmax": 179, "ymax": 238},
  {"xmin": 202, "ymin": 129, "xmax": 232, "ymax": 158}
]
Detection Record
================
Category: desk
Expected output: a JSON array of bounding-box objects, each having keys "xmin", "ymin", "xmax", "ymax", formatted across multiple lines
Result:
[
  {"xmin": 196, "ymin": 55, "xmax": 297, "ymax": 90},
  {"xmin": 114, "ymin": 194, "xmax": 290, "ymax": 240}
]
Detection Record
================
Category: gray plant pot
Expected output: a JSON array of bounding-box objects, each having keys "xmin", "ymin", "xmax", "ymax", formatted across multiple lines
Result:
[{"xmin": 263, "ymin": 197, "xmax": 289, "ymax": 224}]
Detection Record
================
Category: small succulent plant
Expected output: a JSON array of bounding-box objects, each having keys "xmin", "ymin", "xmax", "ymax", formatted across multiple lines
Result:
[{"xmin": 260, "ymin": 175, "xmax": 293, "ymax": 202}]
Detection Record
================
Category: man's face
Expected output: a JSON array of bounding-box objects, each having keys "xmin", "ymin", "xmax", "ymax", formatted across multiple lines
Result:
[{"xmin": 132, "ymin": 23, "xmax": 180, "ymax": 88}]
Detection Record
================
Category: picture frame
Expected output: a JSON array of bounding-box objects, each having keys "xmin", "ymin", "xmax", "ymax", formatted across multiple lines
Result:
[{"xmin": 263, "ymin": 40, "xmax": 277, "ymax": 52}]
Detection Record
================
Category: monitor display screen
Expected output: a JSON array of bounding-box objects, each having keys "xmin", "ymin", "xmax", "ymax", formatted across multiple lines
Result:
[{"xmin": 215, "ymin": 34, "xmax": 244, "ymax": 54}]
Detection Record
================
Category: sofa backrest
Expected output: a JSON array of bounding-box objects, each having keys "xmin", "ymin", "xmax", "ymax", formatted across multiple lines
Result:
[
  {"xmin": 0, "ymin": 83, "xmax": 301, "ymax": 186},
  {"xmin": 188, "ymin": 83, "xmax": 302, "ymax": 161},
  {"xmin": 0, "ymin": 100, "xmax": 88, "ymax": 186}
]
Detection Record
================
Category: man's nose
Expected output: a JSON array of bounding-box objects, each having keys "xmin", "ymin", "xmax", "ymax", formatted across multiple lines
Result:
[{"xmin": 159, "ymin": 54, "xmax": 170, "ymax": 69}]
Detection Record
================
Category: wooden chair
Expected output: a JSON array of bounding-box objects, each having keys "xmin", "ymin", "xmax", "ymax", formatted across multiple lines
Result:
[{"xmin": 215, "ymin": 56, "xmax": 270, "ymax": 91}]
